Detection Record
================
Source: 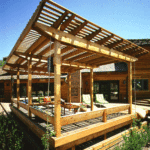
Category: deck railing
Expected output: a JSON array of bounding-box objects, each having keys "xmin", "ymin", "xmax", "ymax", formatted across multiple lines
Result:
[
  {"xmin": 61, "ymin": 105, "xmax": 130, "ymax": 126},
  {"xmin": 12, "ymin": 98, "xmax": 130, "ymax": 127}
]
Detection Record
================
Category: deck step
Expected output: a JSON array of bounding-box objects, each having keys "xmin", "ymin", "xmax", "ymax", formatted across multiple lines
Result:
[
  {"xmin": 133, "ymin": 103, "xmax": 150, "ymax": 106},
  {"xmin": 133, "ymin": 101, "xmax": 149, "ymax": 103}
]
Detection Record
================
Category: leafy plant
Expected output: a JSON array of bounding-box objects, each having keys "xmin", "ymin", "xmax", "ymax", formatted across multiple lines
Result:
[
  {"xmin": 0, "ymin": 60, "xmax": 6, "ymax": 67},
  {"xmin": 0, "ymin": 115, "xmax": 24, "ymax": 150},
  {"xmin": 41, "ymin": 114, "xmax": 56, "ymax": 150},
  {"xmin": 115, "ymin": 117, "xmax": 150, "ymax": 150}
]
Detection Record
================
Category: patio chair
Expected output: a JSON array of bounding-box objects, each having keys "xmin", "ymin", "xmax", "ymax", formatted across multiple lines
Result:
[
  {"xmin": 82, "ymin": 94, "xmax": 99, "ymax": 110},
  {"xmin": 82, "ymin": 94, "xmax": 91, "ymax": 105},
  {"xmin": 95, "ymin": 94, "xmax": 109, "ymax": 105}
]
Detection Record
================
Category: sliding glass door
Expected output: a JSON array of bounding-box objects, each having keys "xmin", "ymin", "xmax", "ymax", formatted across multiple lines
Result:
[{"xmin": 94, "ymin": 81, "xmax": 119, "ymax": 102}]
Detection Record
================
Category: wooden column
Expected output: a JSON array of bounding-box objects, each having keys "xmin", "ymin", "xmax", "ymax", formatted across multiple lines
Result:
[
  {"xmin": 54, "ymin": 41, "xmax": 61, "ymax": 137},
  {"xmin": 68, "ymin": 73, "xmax": 71, "ymax": 103},
  {"xmin": 11, "ymin": 74, "xmax": 14, "ymax": 105},
  {"xmin": 90, "ymin": 69, "xmax": 93, "ymax": 111},
  {"xmin": 128, "ymin": 62, "xmax": 132, "ymax": 114},
  {"xmin": 103, "ymin": 110, "xmax": 107, "ymax": 122},
  {"xmin": 71, "ymin": 146, "xmax": 75, "ymax": 150},
  {"xmin": 17, "ymin": 69, "xmax": 20, "ymax": 109},
  {"xmin": 28, "ymin": 59, "xmax": 32, "ymax": 117}
]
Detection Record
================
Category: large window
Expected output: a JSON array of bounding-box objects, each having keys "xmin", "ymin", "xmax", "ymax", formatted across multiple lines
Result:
[
  {"xmin": 32, "ymin": 83, "xmax": 54, "ymax": 97},
  {"xmin": 0, "ymin": 83, "xmax": 4, "ymax": 98},
  {"xmin": 132, "ymin": 79, "xmax": 148, "ymax": 91},
  {"xmin": 13, "ymin": 83, "xmax": 54, "ymax": 98},
  {"xmin": 13, "ymin": 83, "xmax": 27, "ymax": 98}
]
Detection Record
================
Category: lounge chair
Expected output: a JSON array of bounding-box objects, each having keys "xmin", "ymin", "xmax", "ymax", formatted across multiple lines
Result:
[
  {"xmin": 82, "ymin": 94, "xmax": 91, "ymax": 106},
  {"xmin": 95, "ymin": 94, "xmax": 109, "ymax": 104},
  {"xmin": 82, "ymin": 94, "xmax": 99, "ymax": 110}
]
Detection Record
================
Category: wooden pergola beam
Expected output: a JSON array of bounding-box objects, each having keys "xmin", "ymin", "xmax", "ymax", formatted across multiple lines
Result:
[
  {"xmin": 16, "ymin": 36, "xmax": 47, "ymax": 65},
  {"xmin": 66, "ymin": 52, "xmax": 90, "ymax": 62},
  {"xmin": 70, "ymin": 21, "xmax": 88, "ymax": 35},
  {"xmin": 96, "ymin": 34, "xmax": 114, "ymax": 45},
  {"xmin": 62, "ymin": 49, "xmax": 84, "ymax": 60},
  {"xmin": 14, "ymin": 51, "xmax": 48, "ymax": 60},
  {"xmin": 94, "ymin": 60, "xmax": 119, "ymax": 66},
  {"xmin": 52, "ymin": 10, "xmax": 68, "ymax": 29},
  {"xmin": 60, "ymin": 14, "xmax": 75, "ymax": 31},
  {"xmin": 107, "ymin": 39, "xmax": 124, "ymax": 49},
  {"xmin": 24, "ymin": 35, "xmax": 46, "ymax": 54},
  {"xmin": 116, "ymin": 43, "xmax": 131, "ymax": 52},
  {"xmin": 84, "ymin": 28, "xmax": 101, "ymax": 41},
  {"xmin": 31, "ymin": 38, "xmax": 50, "ymax": 54},
  {"xmin": 86, "ymin": 56, "xmax": 106, "ymax": 65},
  {"xmin": 6, "ymin": 63, "xmax": 48, "ymax": 72},
  {"xmin": 90, "ymin": 58, "xmax": 115, "ymax": 66},
  {"xmin": 78, "ymin": 54, "xmax": 99, "ymax": 63},
  {"xmin": 4, "ymin": 0, "xmax": 47, "ymax": 66},
  {"xmin": 62, "ymin": 60, "xmax": 97, "ymax": 69},
  {"xmin": 34, "ymin": 22, "xmax": 137, "ymax": 62}
]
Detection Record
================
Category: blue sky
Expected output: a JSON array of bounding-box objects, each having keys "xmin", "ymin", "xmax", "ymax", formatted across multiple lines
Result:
[{"xmin": 0, "ymin": 0, "xmax": 150, "ymax": 60}]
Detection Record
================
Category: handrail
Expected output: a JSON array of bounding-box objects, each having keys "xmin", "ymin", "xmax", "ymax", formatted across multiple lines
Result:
[
  {"xmin": 30, "ymin": 107, "xmax": 54, "ymax": 125},
  {"xmin": 61, "ymin": 104, "xmax": 130, "ymax": 126}
]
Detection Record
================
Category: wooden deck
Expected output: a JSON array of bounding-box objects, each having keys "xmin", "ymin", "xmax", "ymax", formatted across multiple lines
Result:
[{"xmin": 10, "ymin": 100, "xmax": 150, "ymax": 150}]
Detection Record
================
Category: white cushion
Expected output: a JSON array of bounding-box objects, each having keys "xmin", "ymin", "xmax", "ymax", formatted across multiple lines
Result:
[
  {"xmin": 96, "ymin": 94, "xmax": 109, "ymax": 104},
  {"xmin": 82, "ymin": 94, "xmax": 91, "ymax": 104}
]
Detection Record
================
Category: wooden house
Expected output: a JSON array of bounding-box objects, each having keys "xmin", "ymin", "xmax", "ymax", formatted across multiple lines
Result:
[
  {"xmin": 2, "ymin": 0, "xmax": 150, "ymax": 149},
  {"xmin": 81, "ymin": 39, "xmax": 150, "ymax": 103}
]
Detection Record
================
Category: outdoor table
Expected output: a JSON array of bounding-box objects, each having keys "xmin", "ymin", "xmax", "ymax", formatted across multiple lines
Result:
[{"xmin": 61, "ymin": 103, "xmax": 80, "ymax": 115}]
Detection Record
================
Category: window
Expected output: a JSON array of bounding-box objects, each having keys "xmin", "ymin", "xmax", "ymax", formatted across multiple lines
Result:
[
  {"xmin": 20, "ymin": 84, "xmax": 26, "ymax": 98},
  {"xmin": 0, "ymin": 83, "xmax": 4, "ymax": 98},
  {"xmin": 32, "ymin": 83, "xmax": 54, "ymax": 97},
  {"xmin": 132, "ymin": 79, "xmax": 148, "ymax": 91},
  {"xmin": 13, "ymin": 83, "xmax": 27, "ymax": 98}
]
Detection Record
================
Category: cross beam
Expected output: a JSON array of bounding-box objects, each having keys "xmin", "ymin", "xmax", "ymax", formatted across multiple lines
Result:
[{"xmin": 34, "ymin": 22, "xmax": 138, "ymax": 62}]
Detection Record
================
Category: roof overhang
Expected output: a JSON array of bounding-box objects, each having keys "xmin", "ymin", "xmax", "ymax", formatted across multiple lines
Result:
[{"xmin": 3, "ymin": 0, "xmax": 149, "ymax": 75}]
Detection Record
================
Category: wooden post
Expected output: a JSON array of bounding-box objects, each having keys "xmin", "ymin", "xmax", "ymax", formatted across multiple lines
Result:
[
  {"xmin": 11, "ymin": 74, "xmax": 14, "ymax": 105},
  {"xmin": 17, "ymin": 69, "xmax": 20, "ymax": 109},
  {"xmin": 69, "ymin": 73, "xmax": 71, "ymax": 104},
  {"xmin": 90, "ymin": 69, "xmax": 93, "ymax": 111},
  {"xmin": 28, "ymin": 59, "xmax": 32, "ymax": 117},
  {"xmin": 54, "ymin": 41, "xmax": 61, "ymax": 137},
  {"xmin": 71, "ymin": 146, "xmax": 75, "ymax": 150},
  {"xmin": 128, "ymin": 62, "xmax": 132, "ymax": 114},
  {"xmin": 104, "ymin": 133, "xmax": 107, "ymax": 140},
  {"xmin": 103, "ymin": 110, "xmax": 107, "ymax": 122},
  {"xmin": 68, "ymin": 72, "xmax": 71, "ymax": 111}
]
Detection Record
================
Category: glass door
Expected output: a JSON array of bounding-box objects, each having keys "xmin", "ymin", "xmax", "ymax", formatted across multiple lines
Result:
[
  {"xmin": 94, "ymin": 81, "xmax": 119, "ymax": 102},
  {"xmin": 110, "ymin": 81, "xmax": 119, "ymax": 102},
  {"xmin": 100, "ymin": 81, "xmax": 110, "ymax": 101}
]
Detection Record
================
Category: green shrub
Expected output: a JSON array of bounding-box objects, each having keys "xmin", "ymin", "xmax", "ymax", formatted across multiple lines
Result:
[
  {"xmin": 0, "ymin": 115, "xmax": 24, "ymax": 150},
  {"xmin": 115, "ymin": 118, "xmax": 150, "ymax": 150},
  {"xmin": 41, "ymin": 120, "xmax": 56, "ymax": 150}
]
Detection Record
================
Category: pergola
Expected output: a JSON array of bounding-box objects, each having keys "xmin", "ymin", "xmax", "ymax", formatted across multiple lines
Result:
[{"xmin": 3, "ymin": 0, "xmax": 149, "ymax": 138}]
